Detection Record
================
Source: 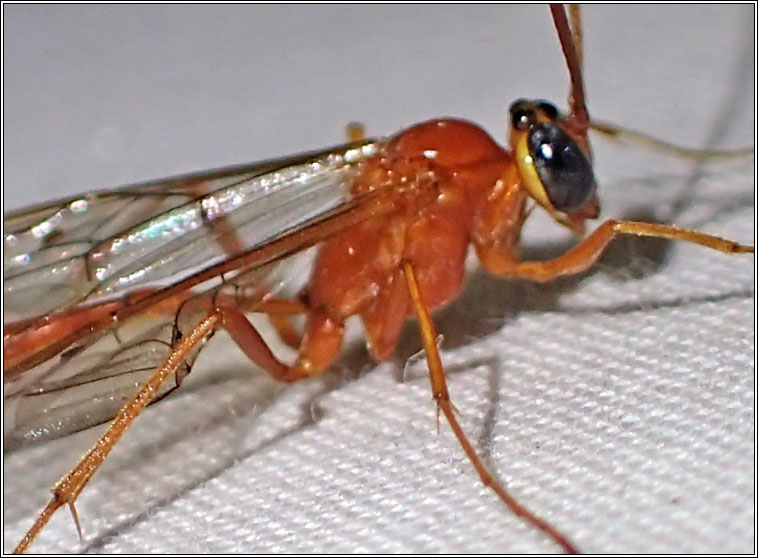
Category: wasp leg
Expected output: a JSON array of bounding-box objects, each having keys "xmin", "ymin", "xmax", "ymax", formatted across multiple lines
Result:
[
  {"xmin": 478, "ymin": 219, "xmax": 753, "ymax": 283},
  {"xmin": 267, "ymin": 313, "xmax": 303, "ymax": 349},
  {"xmin": 185, "ymin": 290, "xmax": 308, "ymax": 349},
  {"xmin": 246, "ymin": 296, "xmax": 307, "ymax": 349},
  {"xmin": 13, "ymin": 312, "xmax": 221, "ymax": 554},
  {"xmin": 345, "ymin": 121, "xmax": 366, "ymax": 142},
  {"xmin": 12, "ymin": 301, "xmax": 342, "ymax": 553},
  {"xmin": 401, "ymin": 260, "xmax": 579, "ymax": 554},
  {"xmin": 218, "ymin": 305, "xmax": 344, "ymax": 382}
]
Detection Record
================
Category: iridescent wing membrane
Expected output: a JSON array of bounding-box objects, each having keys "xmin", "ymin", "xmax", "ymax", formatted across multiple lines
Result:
[{"xmin": 3, "ymin": 140, "xmax": 384, "ymax": 449}]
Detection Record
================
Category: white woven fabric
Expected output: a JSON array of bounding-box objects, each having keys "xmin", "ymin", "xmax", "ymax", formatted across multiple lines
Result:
[{"xmin": 3, "ymin": 6, "xmax": 754, "ymax": 553}]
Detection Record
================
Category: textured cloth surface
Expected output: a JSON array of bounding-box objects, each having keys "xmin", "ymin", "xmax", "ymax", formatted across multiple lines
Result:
[{"xmin": 3, "ymin": 5, "xmax": 755, "ymax": 554}]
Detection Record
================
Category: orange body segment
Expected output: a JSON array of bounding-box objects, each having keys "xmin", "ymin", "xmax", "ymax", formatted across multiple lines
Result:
[{"xmin": 7, "ymin": 6, "xmax": 753, "ymax": 555}]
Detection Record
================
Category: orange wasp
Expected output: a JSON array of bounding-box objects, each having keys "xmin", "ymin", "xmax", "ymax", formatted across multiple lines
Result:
[{"xmin": 4, "ymin": 5, "xmax": 754, "ymax": 553}]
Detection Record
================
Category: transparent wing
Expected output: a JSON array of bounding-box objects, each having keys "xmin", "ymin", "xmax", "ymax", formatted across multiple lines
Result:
[
  {"xmin": 4, "ymin": 142, "xmax": 380, "ymax": 322},
  {"xmin": 3, "ymin": 252, "xmax": 309, "ymax": 449},
  {"xmin": 3, "ymin": 140, "xmax": 386, "ymax": 448},
  {"xmin": 4, "ymin": 307, "xmax": 185, "ymax": 449}
]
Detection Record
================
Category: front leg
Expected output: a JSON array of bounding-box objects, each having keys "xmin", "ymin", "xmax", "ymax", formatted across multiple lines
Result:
[
  {"xmin": 477, "ymin": 219, "xmax": 753, "ymax": 283},
  {"xmin": 471, "ymin": 167, "xmax": 530, "ymax": 273}
]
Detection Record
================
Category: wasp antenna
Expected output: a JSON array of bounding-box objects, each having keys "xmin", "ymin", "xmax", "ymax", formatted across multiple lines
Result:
[
  {"xmin": 590, "ymin": 119, "xmax": 755, "ymax": 160},
  {"xmin": 550, "ymin": 4, "xmax": 589, "ymax": 133},
  {"xmin": 569, "ymin": 4, "xmax": 583, "ymax": 71}
]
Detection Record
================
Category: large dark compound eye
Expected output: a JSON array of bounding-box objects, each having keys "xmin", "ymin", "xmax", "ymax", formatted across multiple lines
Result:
[{"xmin": 528, "ymin": 123, "xmax": 597, "ymax": 212}]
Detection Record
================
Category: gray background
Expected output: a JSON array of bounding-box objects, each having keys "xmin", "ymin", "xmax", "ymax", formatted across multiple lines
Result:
[{"xmin": 3, "ymin": 5, "xmax": 755, "ymax": 553}]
